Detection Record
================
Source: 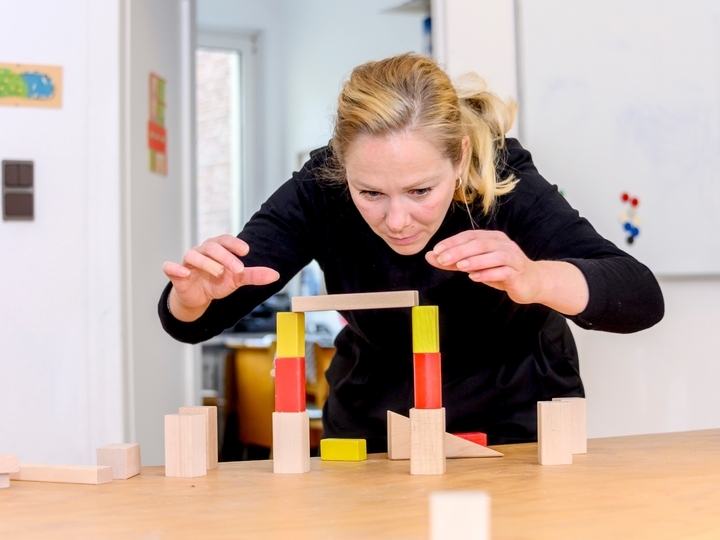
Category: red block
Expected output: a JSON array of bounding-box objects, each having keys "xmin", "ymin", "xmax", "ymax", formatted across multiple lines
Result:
[
  {"xmin": 452, "ymin": 432, "xmax": 487, "ymax": 446},
  {"xmin": 275, "ymin": 357, "xmax": 306, "ymax": 412},
  {"xmin": 413, "ymin": 352, "xmax": 442, "ymax": 409}
]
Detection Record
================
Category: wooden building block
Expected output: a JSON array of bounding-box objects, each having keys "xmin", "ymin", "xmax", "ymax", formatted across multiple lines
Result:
[
  {"xmin": 410, "ymin": 407, "xmax": 446, "ymax": 475},
  {"xmin": 0, "ymin": 473, "xmax": 8, "ymax": 489},
  {"xmin": 453, "ymin": 432, "xmax": 488, "ymax": 447},
  {"xmin": 164, "ymin": 414, "xmax": 208, "ymax": 478},
  {"xmin": 274, "ymin": 357, "xmax": 306, "ymax": 412},
  {"xmin": 388, "ymin": 411, "xmax": 503, "ymax": 459},
  {"xmin": 553, "ymin": 397, "xmax": 587, "ymax": 454},
  {"xmin": 9, "ymin": 464, "xmax": 113, "ymax": 485},
  {"xmin": 96, "ymin": 443, "xmax": 141, "ymax": 479},
  {"xmin": 0, "ymin": 454, "xmax": 20, "ymax": 474},
  {"xmin": 387, "ymin": 410, "xmax": 411, "ymax": 460},
  {"xmin": 291, "ymin": 290, "xmax": 419, "ymax": 312},
  {"xmin": 276, "ymin": 312, "xmax": 305, "ymax": 357},
  {"xmin": 272, "ymin": 411, "xmax": 310, "ymax": 473},
  {"xmin": 414, "ymin": 352, "xmax": 442, "ymax": 408},
  {"xmin": 412, "ymin": 306, "xmax": 439, "ymax": 353},
  {"xmin": 537, "ymin": 401, "xmax": 573, "ymax": 465},
  {"xmin": 320, "ymin": 439, "xmax": 367, "ymax": 461},
  {"xmin": 179, "ymin": 405, "xmax": 219, "ymax": 469},
  {"xmin": 444, "ymin": 433, "xmax": 503, "ymax": 458},
  {"xmin": 430, "ymin": 491, "xmax": 490, "ymax": 540}
]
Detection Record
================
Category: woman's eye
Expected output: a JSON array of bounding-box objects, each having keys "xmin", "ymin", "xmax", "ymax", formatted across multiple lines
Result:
[
  {"xmin": 360, "ymin": 190, "xmax": 381, "ymax": 199},
  {"xmin": 410, "ymin": 188, "xmax": 432, "ymax": 196}
]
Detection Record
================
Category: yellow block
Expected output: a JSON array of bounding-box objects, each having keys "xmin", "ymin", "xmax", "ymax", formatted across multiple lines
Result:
[
  {"xmin": 412, "ymin": 306, "xmax": 439, "ymax": 353},
  {"xmin": 276, "ymin": 312, "xmax": 305, "ymax": 357},
  {"xmin": 320, "ymin": 438, "xmax": 367, "ymax": 462}
]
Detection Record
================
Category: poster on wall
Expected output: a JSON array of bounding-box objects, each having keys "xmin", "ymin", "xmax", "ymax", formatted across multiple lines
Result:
[
  {"xmin": 148, "ymin": 72, "xmax": 167, "ymax": 176},
  {"xmin": 0, "ymin": 63, "xmax": 63, "ymax": 108}
]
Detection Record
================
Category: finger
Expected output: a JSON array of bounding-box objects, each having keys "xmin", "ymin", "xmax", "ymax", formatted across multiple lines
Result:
[
  {"xmin": 214, "ymin": 234, "xmax": 250, "ymax": 257},
  {"xmin": 433, "ymin": 230, "xmax": 508, "ymax": 255},
  {"xmin": 203, "ymin": 241, "xmax": 245, "ymax": 274},
  {"xmin": 183, "ymin": 249, "xmax": 225, "ymax": 278},
  {"xmin": 425, "ymin": 250, "xmax": 462, "ymax": 272},
  {"xmin": 468, "ymin": 266, "xmax": 514, "ymax": 283},
  {"xmin": 238, "ymin": 266, "xmax": 281, "ymax": 286},
  {"xmin": 162, "ymin": 261, "xmax": 191, "ymax": 278},
  {"xmin": 455, "ymin": 251, "xmax": 510, "ymax": 273}
]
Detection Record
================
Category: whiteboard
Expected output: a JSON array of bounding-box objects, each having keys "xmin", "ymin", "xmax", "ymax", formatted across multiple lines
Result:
[{"xmin": 518, "ymin": 0, "xmax": 720, "ymax": 275}]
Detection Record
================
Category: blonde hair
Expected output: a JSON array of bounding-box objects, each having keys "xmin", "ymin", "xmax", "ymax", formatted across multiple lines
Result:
[{"xmin": 329, "ymin": 53, "xmax": 518, "ymax": 215}]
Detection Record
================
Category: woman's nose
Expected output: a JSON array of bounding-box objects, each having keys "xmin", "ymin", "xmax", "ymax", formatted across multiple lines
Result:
[{"xmin": 385, "ymin": 200, "xmax": 411, "ymax": 233}]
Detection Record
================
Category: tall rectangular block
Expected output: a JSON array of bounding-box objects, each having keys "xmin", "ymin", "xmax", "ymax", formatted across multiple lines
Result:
[
  {"xmin": 275, "ymin": 357, "xmax": 306, "ymax": 412},
  {"xmin": 164, "ymin": 414, "xmax": 207, "ymax": 478},
  {"xmin": 537, "ymin": 401, "xmax": 572, "ymax": 465},
  {"xmin": 277, "ymin": 312, "xmax": 305, "ymax": 358},
  {"xmin": 272, "ymin": 411, "xmax": 310, "ymax": 474},
  {"xmin": 553, "ymin": 397, "xmax": 587, "ymax": 454},
  {"xmin": 414, "ymin": 352, "xmax": 442, "ymax": 409},
  {"xmin": 412, "ymin": 306, "xmax": 440, "ymax": 353},
  {"xmin": 410, "ymin": 407, "xmax": 446, "ymax": 475},
  {"xmin": 179, "ymin": 406, "xmax": 219, "ymax": 469}
]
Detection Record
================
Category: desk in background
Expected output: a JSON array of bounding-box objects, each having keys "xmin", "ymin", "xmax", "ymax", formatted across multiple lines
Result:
[{"xmin": 2, "ymin": 430, "xmax": 719, "ymax": 538}]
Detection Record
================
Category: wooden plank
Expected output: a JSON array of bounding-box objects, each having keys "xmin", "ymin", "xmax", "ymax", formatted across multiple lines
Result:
[
  {"xmin": 96, "ymin": 443, "xmax": 141, "ymax": 479},
  {"xmin": 388, "ymin": 411, "xmax": 503, "ymax": 459},
  {"xmin": 179, "ymin": 406, "xmax": 219, "ymax": 469},
  {"xmin": 430, "ymin": 491, "xmax": 490, "ymax": 540},
  {"xmin": 553, "ymin": 397, "xmax": 587, "ymax": 454},
  {"xmin": 292, "ymin": 291, "xmax": 419, "ymax": 313},
  {"xmin": 164, "ymin": 414, "xmax": 207, "ymax": 478},
  {"xmin": 272, "ymin": 411, "xmax": 310, "ymax": 474},
  {"xmin": 410, "ymin": 407, "xmax": 446, "ymax": 475},
  {"xmin": 537, "ymin": 401, "xmax": 572, "ymax": 465},
  {"xmin": 276, "ymin": 312, "xmax": 305, "ymax": 357},
  {"xmin": 9, "ymin": 464, "xmax": 113, "ymax": 485},
  {"xmin": 0, "ymin": 454, "xmax": 20, "ymax": 474},
  {"xmin": 320, "ymin": 439, "xmax": 367, "ymax": 461}
]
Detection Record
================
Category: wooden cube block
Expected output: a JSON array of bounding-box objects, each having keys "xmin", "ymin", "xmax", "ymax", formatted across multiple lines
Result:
[
  {"xmin": 179, "ymin": 406, "xmax": 219, "ymax": 469},
  {"xmin": 276, "ymin": 312, "xmax": 305, "ymax": 358},
  {"xmin": 9, "ymin": 464, "xmax": 113, "ymax": 484},
  {"xmin": 414, "ymin": 352, "xmax": 442, "ymax": 408},
  {"xmin": 412, "ymin": 306, "xmax": 440, "ymax": 353},
  {"xmin": 320, "ymin": 438, "xmax": 367, "ymax": 461},
  {"xmin": 0, "ymin": 474, "xmax": 9, "ymax": 489},
  {"xmin": 0, "ymin": 454, "xmax": 20, "ymax": 474},
  {"xmin": 410, "ymin": 407, "xmax": 446, "ymax": 475},
  {"xmin": 164, "ymin": 414, "xmax": 207, "ymax": 478},
  {"xmin": 537, "ymin": 401, "xmax": 572, "ymax": 465},
  {"xmin": 430, "ymin": 491, "xmax": 490, "ymax": 540},
  {"xmin": 274, "ymin": 357, "xmax": 306, "ymax": 412},
  {"xmin": 96, "ymin": 443, "xmax": 141, "ymax": 479},
  {"xmin": 552, "ymin": 397, "xmax": 587, "ymax": 454},
  {"xmin": 272, "ymin": 411, "xmax": 310, "ymax": 473}
]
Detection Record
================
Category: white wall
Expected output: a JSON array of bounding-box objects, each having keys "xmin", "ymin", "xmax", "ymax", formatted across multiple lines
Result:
[
  {"xmin": 197, "ymin": 0, "xmax": 425, "ymax": 214},
  {"xmin": 0, "ymin": 0, "xmax": 193, "ymax": 466}
]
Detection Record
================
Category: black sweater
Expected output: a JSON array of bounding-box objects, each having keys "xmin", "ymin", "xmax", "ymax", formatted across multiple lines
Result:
[{"xmin": 159, "ymin": 139, "xmax": 664, "ymax": 450}]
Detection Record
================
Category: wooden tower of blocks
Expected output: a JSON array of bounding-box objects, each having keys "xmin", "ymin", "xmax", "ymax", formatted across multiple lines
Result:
[
  {"xmin": 273, "ymin": 311, "xmax": 310, "ymax": 474},
  {"xmin": 410, "ymin": 305, "xmax": 445, "ymax": 475}
]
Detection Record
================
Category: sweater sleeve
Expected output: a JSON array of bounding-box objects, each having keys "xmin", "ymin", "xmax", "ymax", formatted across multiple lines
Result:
[
  {"xmin": 496, "ymin": 139, "xmax": 664, "ymax": 333},
  {"xmin": 158, "ymin": 150, "xmax": 331, "ymax": 344}
]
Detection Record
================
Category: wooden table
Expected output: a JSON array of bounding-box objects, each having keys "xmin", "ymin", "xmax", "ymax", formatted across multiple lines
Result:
[{"xmin": 2, "ymin": 430, "xmax": 719, "ymax": 539}]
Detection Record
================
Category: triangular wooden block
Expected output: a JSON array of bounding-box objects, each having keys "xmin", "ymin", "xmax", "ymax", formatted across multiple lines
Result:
[{"xmin": 387, "ymin": 411, "xmax": 503, "ymax": 459}]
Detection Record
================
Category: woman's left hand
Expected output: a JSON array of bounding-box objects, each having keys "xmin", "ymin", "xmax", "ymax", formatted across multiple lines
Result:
[{"xmin": 425, "ymin": 230, "xmax": 542, "ymax": 305}]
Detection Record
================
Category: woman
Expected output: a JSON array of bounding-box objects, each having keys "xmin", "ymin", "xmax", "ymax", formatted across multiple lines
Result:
[{"xmin": 159, "ymin": 54, "xmax": 663, "ymax": 451}]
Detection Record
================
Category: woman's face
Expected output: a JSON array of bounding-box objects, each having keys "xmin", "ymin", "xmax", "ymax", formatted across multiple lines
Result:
[{"xmin": 345, "ymin": 131, "xmax": 463, "ymax": 255}]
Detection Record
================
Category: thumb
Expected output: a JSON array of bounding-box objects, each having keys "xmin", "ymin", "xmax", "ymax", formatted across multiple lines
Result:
[{"xmin": 239, "ymin": 266, "xmax": 281, "ymax": 286}]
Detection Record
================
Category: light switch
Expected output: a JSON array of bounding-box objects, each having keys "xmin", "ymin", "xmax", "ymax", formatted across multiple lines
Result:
[{"xmin": 3, "ymin": 160, "xmax": 34, "ymax": 220}]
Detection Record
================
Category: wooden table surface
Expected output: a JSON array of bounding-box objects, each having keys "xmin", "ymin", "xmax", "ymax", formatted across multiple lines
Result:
[{"xmin": 2, "ymin": 429, "xmax": 719, "ymax": 539}]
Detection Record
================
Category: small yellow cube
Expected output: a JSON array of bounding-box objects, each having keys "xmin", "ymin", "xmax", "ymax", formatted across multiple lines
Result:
[
  {"xmin": 320, "ymin": 438, "xmax": 367, "ymax": 461},
  {"xmin": 412, "ymin": 306, "xmax": 440, "ymax": 353}
]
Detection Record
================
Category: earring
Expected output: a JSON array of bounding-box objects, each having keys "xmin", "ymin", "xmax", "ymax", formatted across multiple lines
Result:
[{"xmin": 456, "ymin": 177, "xmax": 463, "ymax": 189}]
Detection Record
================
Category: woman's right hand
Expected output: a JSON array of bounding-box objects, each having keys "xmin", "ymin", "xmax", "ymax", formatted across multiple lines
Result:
[{"xmin": 161, "ymin": 235, "xmax": 280, "ymax": 322}]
